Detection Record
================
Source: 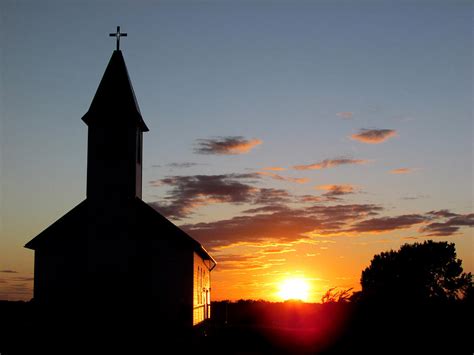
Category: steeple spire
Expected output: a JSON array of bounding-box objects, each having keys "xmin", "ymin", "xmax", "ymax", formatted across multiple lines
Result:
[{"xmin": 81, "ymin": 50, "xmax": 149, "ymax": 131}]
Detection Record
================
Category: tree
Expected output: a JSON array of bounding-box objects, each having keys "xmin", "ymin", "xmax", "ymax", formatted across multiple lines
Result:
[
  {"xmin": 321, "ymin": 287, "xmax": 353, "ymax": 303},
  {"xmin": 360, "ymin": 240, "xmax": 472, "ymax": 302}
]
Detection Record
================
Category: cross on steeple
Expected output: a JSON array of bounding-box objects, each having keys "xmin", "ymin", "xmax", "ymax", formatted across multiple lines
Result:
[{"xmin": 109, "ymin": 26, "xmax": 127, "ymax": 51}]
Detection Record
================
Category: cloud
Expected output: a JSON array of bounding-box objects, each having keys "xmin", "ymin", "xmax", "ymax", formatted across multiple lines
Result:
[
  {"xmin": 0, "ymin": 270, "xmax": 18, "ymax": 274},
  {"xmin": 336, "ymin": 112, "xmax": 353, "ymax": 119},
  {"xmin": 253, "ymin": 188, "xmax": 292, "ymax": 205},
  {"xmin": 166, "ymin": 162, "xmax": 200, "ymax": 169},
  {"xmin": 261, "ymin": 248, "xmax": 296, "ymax": 254},
  {"xmin": 426, "ymin": 210, "xmax": 460, "ymax": 218},
  {"xmin": 330, "ymin": 209, "xmax": 472, "ymax": 237},
  {"xmin": 179, "ymin": 199, "xmax": 472, "ymax": 250},
  {"xmin": 262, "ymin": 166, "xmax": 287, "ymax": 171},
  {"xmin": 293, "ymin": 158, "xmax": 369, "ymax": 170},
  {"xmin": 194, "ymin": 136, "xmax": 262, "ymax": 155},
  {"xmin": 242, "ymin": 205, "xmax": 288, "ymax": 214},
  {"xmin": 210, "ymin": 253, "xmax": 286, "ymax": 272},
  {"xmin": 299, "ymin": 195, "xmax": 325, "ymax": 203},
  {"xmin": 257, "ymin": 171, "xmax": 310, "ymax": 184},
  {"xmin": 181, "ymin": 211, "xmax": 315, "ymax": 249},
  {"xmin": 150, "ymin": 174, "xmax": 293, "ymax": 219},
  {"xmin": 390, "ymin": 168, "xmax": 413, "ymax": 174},
  {"xmin": 347, "ymin": 214, "xmax": 428, "ymax": 234},
  {"xmin": 316, "ymin": 184, "xmax": 357, "ymax": 199},
  {"xmin": 350, "ymin": 129, "xmax": 397, "ymax": 144},
  {"xmin": 181, "ymin": 203, "xmax": 383, "ymax": 249},
  {"xmin": 150, "ymin": 173, "xmax": 259, "ymax": 219},
  {"xmin": 420, "ymin": 213, "xmax": 474, "ymax": 237}
]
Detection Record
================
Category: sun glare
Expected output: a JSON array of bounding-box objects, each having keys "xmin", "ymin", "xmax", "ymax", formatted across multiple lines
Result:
[{"xmin": 277, "ymin": 278, "xmax": 310, "ymax": 302}]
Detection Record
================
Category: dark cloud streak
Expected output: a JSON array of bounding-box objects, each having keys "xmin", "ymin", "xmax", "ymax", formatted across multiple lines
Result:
[
  {"xmin": 194, "ymin": 136, "xmax": 262, "ymax": 155},
  {"xmin": 294, "ymin": 158, "xmax": 368, "ymax": 171},
  {"xmin": 420, "ymin": 213, "xmax": 474, "ymax": 236},
  {"xmin": 150, "ymin": 174, "xmax": 292, "ymax": 220},
  {"xmin": 350, "ymin": 129, "xmax": 397, "ymax": 144}
]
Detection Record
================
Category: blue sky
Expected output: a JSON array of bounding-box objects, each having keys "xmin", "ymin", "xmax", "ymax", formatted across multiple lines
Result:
[{"xmin": 1, "ymin": 0, "xmax": 472, "ymax": 300}]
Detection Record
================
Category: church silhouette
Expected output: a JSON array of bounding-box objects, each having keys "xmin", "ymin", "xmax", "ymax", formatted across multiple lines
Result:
[{"xmin": 25, "ymin": 28, "xmax": 216, "ymax": 329}]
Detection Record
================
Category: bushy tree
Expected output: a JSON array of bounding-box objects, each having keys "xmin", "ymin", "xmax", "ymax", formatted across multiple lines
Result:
[{"xmin": 360, "ymin": 240, "xmax": 472, "ymax": 302}]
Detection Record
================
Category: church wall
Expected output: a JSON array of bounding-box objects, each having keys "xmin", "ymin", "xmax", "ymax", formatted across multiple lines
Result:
[
  {"xmin": 193, "ymin": 252, "xmax": 211, "ymax": 326},
  {"xmin": 151, "ymin": 238, "xmax": 193, "ymax": 328},
  {"xmin": 33, "ymin": 244, "xmax": 84, "ymax": 304}
]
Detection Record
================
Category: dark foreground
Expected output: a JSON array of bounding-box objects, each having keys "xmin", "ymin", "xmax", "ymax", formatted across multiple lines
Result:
[{"xmin": 1, "ymin": 299, "xmax": 472, "ymax": 354}]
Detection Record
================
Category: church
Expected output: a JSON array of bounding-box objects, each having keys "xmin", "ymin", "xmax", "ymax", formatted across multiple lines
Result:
[{"xmin": 25, "ymin": 28, "xmax": 216, "ymax": 328}]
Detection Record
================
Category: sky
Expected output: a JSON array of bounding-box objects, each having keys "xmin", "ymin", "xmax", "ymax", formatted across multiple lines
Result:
[{"xmin": 0, "ymin": 0, "xmax": 472, "ymax": 302}]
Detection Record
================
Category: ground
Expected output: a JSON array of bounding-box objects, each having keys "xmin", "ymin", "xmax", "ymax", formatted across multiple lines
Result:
[{"xmin": 0, "ymin": 299, "xmax": 472, "ymax": 354}]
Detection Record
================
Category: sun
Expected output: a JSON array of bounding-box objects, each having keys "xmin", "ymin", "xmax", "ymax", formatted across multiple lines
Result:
[{"xmin": 277, "ymin": 278, "xmax": 310, "ymax": 302}]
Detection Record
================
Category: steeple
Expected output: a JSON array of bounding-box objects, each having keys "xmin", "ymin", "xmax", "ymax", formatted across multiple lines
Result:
[
  {"xmin": 81, "ymin": 50, "xmax": 148, "ymax": 132},
  {"xmin": 83, "ymin": 49, "xmax": 148, "ymax": 203}
]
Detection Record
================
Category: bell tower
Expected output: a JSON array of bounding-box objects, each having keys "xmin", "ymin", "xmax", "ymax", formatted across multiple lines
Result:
[{"xmin": 81, "ymin": 46, "xmax": 149, "ymax": 204}]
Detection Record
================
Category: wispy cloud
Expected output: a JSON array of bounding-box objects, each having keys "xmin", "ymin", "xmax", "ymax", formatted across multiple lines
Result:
[
  {"xmin": 182, "ymin": 204, "xmax": 383, "ymax": 249},
  {"xmin": 148, "ymin": 167, "xmax": 472, "ymax": 246},
  {"xmin": 242, "ymin": 205, "xmax": 288, "ymax": 214},
  {"xmin": 261, "ymin": 248, "xmax": 296, "ymax": 254},
  {"xmin": 262, "ymin": 166, "xmax": 287, "ymax": 171},
  {"xmin": 150, "ymin": 173, "xmax": 259, "ymax": 219},
  {"xmin": 420, "ymin": 213, "xmax": 474, "ymax": 237},
  {"xmin": 150, "ymin": 174, "xmax": 293, "ymax": 219},
  {"xmin": 426, "ymin": 210, "xmax": 460, "ymax": 218},
  {"xmin": 293, "ymin": 158, "xmax": 369, "ymax": 170},
  {"xmin": 299, "ymin": 195, "xmax": 324, "ymax": 203},
  {"xmin": 346, "ymin": 210, "xmax": 473, "ymax": 237},
  {"xmin": 350, "ymin": 129, "xmax": 397, "ymax": 144},
  {"xmin": 194, "ymin": 136, "xmax": 262, "ymax": 155},
  {"xmin": 167, "ymin": 162, "xmax": 200, "ymax": 169},
  {"xmin": 347, "ymin": 214, "xmax": 428, "ymax": 234},
  {"xmin": 390, "ymin": 168, "xmax": 413, "ymax": 174},
  {"xmin": 257, "ymin": 171, "xmax": 310, "ymax": 184},
  {"xmin": 336, "ymin": 112, "xmax": 353, "ymax": 119},
  {"xmin": 0, "ymin": 270, "xmax": 18, "ymax": 274},
  {"xmin": 212, "ymin": 253, "xmax": 279, "ymax": 272},
  {"xmin": 151, "ymin": 162, "xmax": 202, "ymax": 169},
  {"xmin": 316, "ymin": 184, "xmax": 357, "ymax": 200},
  {"xmin": 253, "ymin": 188, "xmax": 292, "ymax": 205},
  {"xmin": 175, "ymin": 185, "xmax": 471, "ymax": 247}
]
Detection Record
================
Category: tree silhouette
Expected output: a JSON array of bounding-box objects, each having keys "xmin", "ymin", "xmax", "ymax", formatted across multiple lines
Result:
[
  {"xmin": 360, "ymin": 240, "xmax": 472, "ymax": 302},
  {"xmin": 321, "ymin": 287, "xmax": 353, "ymax": 303}
]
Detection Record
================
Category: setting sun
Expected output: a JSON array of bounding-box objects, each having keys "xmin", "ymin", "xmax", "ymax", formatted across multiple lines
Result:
[{"xmin": 277, "ymin": 278, "xmax": 310, "ymax": 302}]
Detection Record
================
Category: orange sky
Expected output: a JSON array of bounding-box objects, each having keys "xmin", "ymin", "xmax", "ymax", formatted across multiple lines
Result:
[{"xmin": 1, "ymin": 1, "xmax": 472, "ymax": 302}]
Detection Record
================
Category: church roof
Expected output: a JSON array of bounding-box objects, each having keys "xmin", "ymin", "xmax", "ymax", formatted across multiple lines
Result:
[
  {"xmin": 25, "ymin": 200, "xmax": 88, "ymax": 250},
  {"xmin": 136, "ymin": 199, "xmax": 216, "ymax": 266},
  {"xmin": 24, "ymin": 198, "xmax": 216, "ymax": 266},
  {"xmin": 81, "ymin": 50, "xmax": 149, "ymax": 131}
]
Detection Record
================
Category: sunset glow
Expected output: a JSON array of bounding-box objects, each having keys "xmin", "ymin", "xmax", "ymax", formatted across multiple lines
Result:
[
  {"xmin": 277, "ymin": 278, "xmax": 310, "ymax": 302},
  {"xmin": 0, "ymin": 1, "xmax": 472, "ymax": 305}
]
